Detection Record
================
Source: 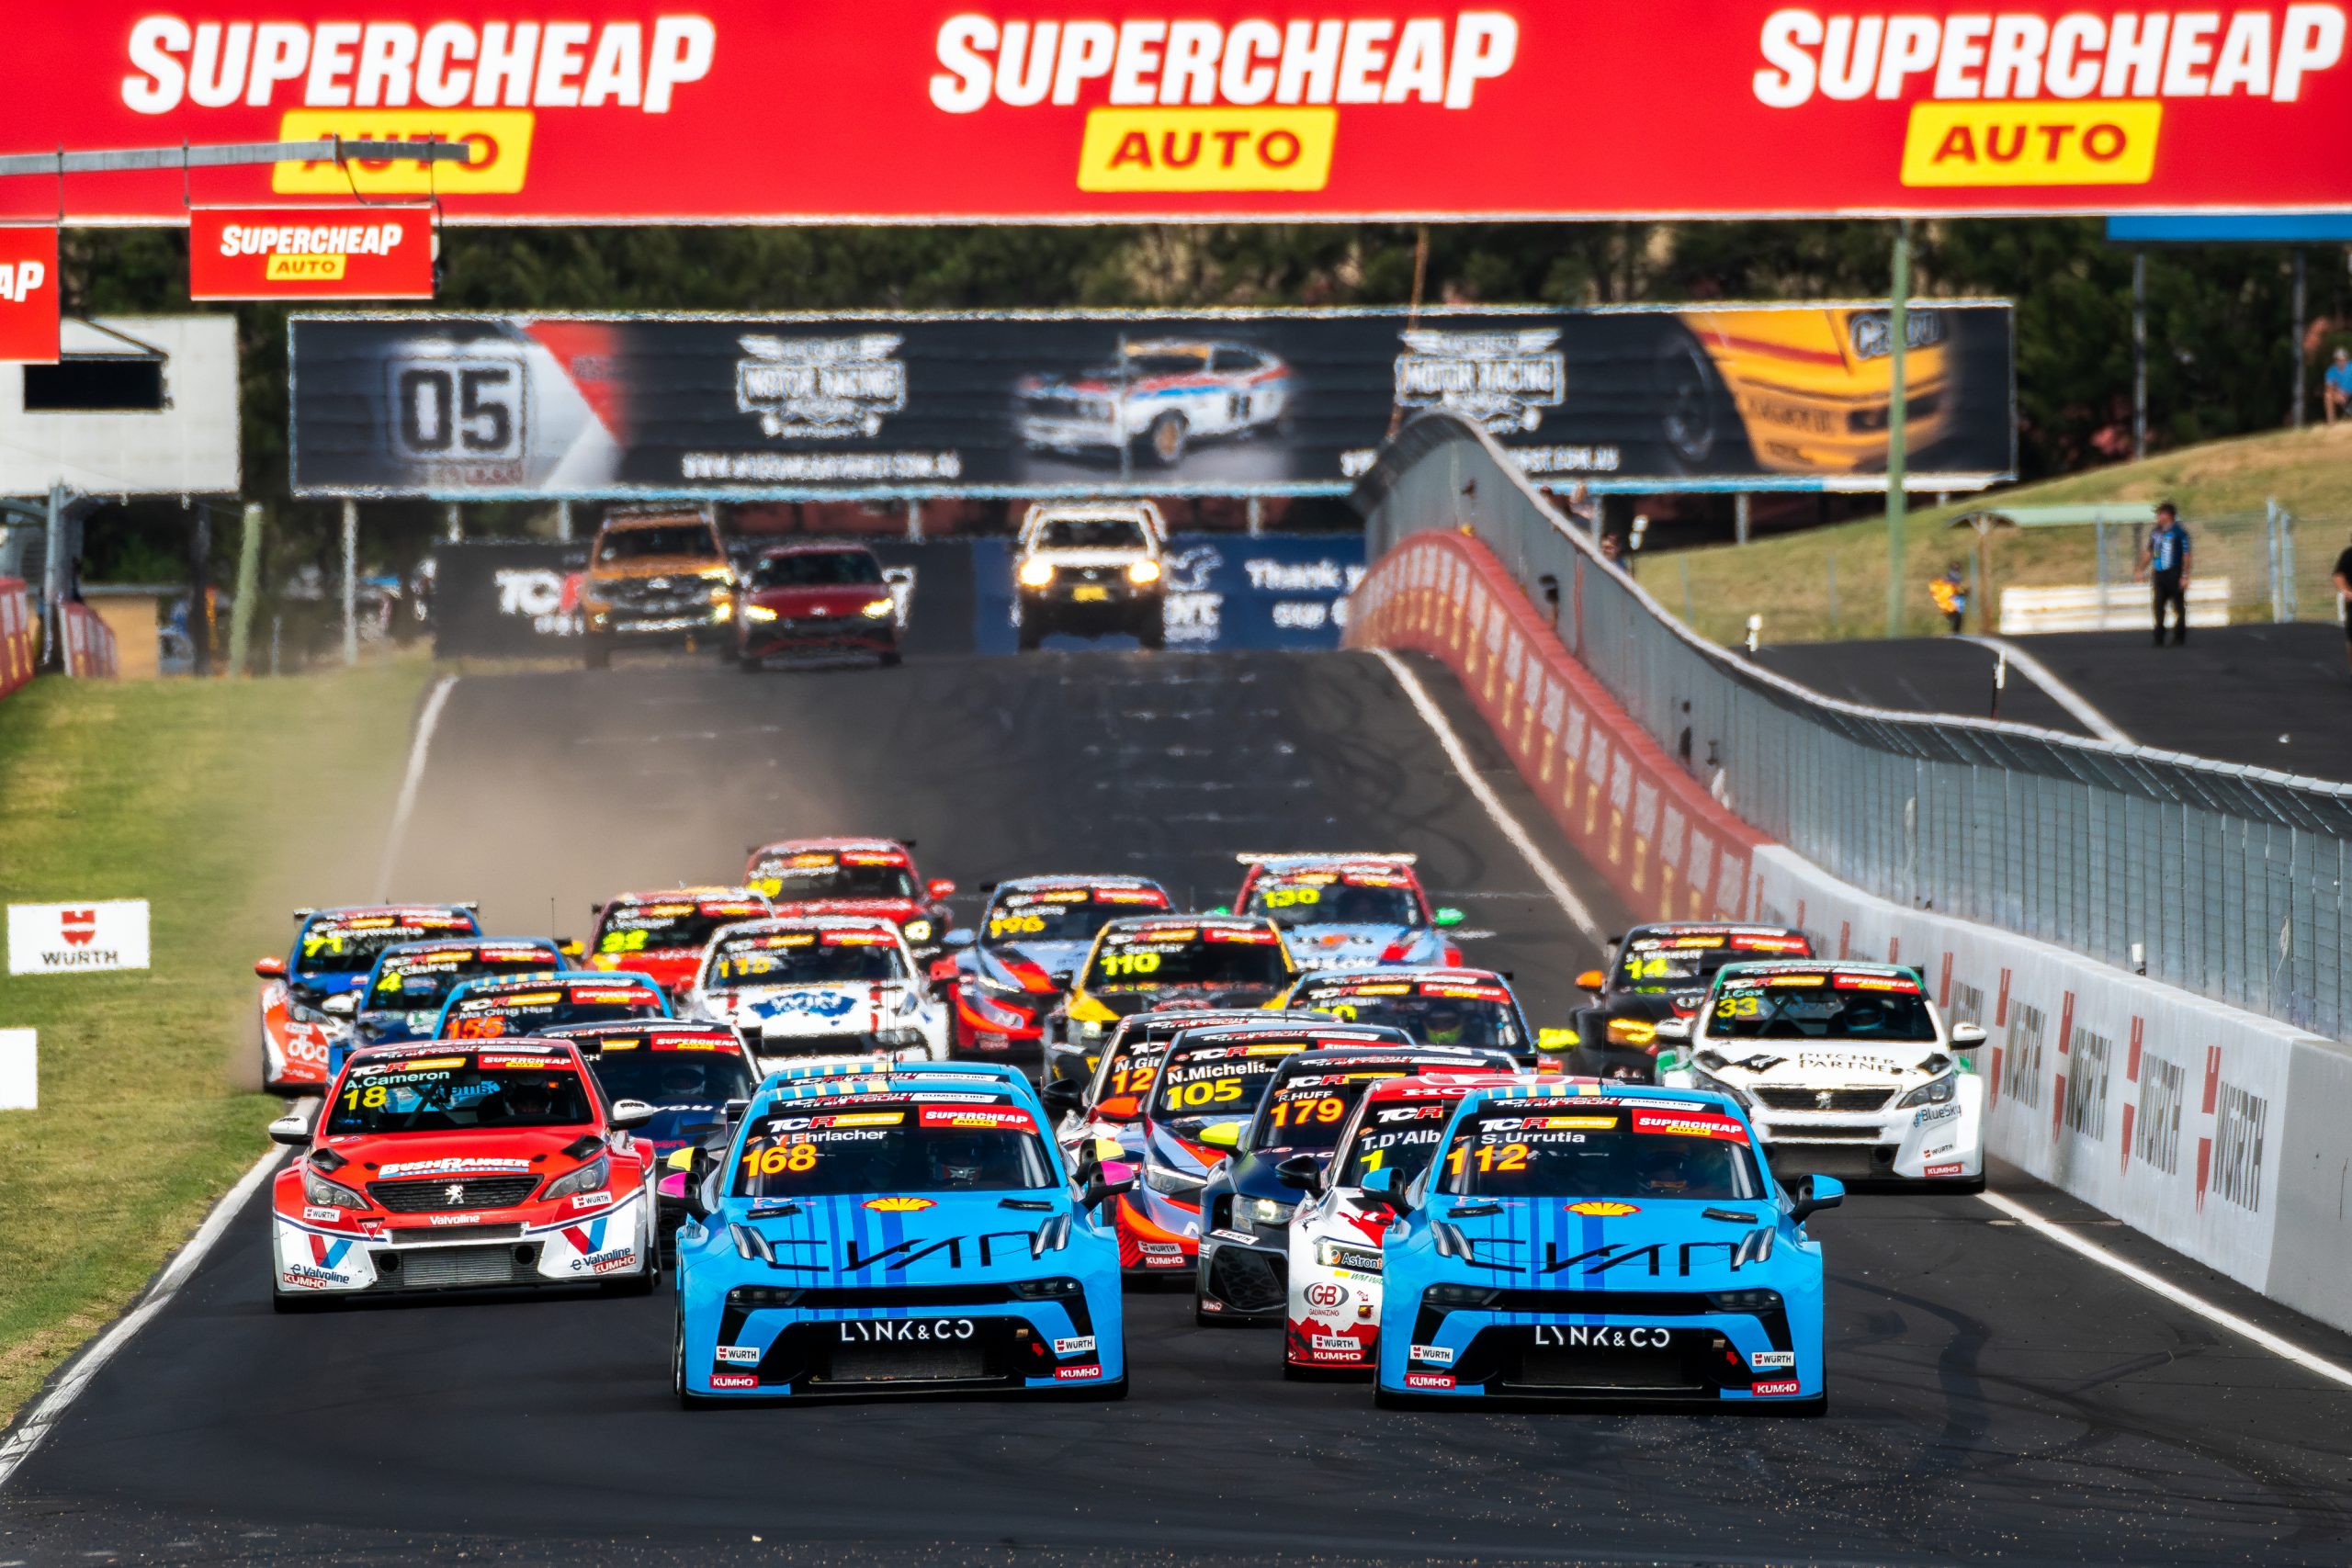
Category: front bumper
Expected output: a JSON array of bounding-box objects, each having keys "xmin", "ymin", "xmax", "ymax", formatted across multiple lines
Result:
[
  {"xmin": 1284, "ymin": 1232, "xmax": 1385, "ymax": 1370},
  {"xmin": 271, "ymin": 1190, "xmax": 651, "ymax": 1297},
  {"xmin": 1747, "ymin": 1078, "xmax": 1985, "ymax": 1185},
  {"xmin": 1377, "ymin": 1292, "xmax": 1818, "ymax": 1404},
  {"xmin": 1017, "ymin": 414, "xmax": 1125, "ymax": 453},
  {"xmin": 1115, "ymin": 1190, "xmax": 1198, "ymax": 1275},
  {"xmin": 1195, "ymin": 1224, "xmax": 1290, "ymax": 1321},
  {"xmin": 679, "ymin": 1276, "xmax": 1123, "ymax": 1399},
  {"xmin": 741, "ymin": 617, "xmax": 897, "ymax": 660}
]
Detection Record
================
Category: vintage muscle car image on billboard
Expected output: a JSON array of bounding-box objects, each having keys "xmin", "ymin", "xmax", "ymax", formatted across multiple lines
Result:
[{"xmin": 1013, "ymin": 339, "xmax": 1295, "ymax": 473}]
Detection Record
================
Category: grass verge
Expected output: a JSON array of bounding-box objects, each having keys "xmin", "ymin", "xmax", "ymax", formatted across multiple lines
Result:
[
  {"xmin": 1657, "ymin": 422, "xmax": 2352, "ymax": 645},
  {"xmin": 0, "ymin": 655, "xmax": 427, "ymax": 1423}
]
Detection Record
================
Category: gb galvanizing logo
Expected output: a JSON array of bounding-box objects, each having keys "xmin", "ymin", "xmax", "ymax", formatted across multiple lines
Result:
[{"xmin": 736, "ymin": 335, "xmax": 908, "ymax": 439}]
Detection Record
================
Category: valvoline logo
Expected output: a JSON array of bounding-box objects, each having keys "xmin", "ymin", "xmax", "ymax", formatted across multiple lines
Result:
[
  {"xmin": 561, "ymin": 1216, "xmax": 609, "ymax": 1254},
  {"xmin": 308, "ymin": 1235, "xmax": 355, "ymax": 1269}
]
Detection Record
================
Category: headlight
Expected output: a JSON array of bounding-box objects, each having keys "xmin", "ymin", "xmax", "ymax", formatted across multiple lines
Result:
[
  {"xmin": 1017, "ymin": 558, "xmax": 1055, "ymax": 589},
  {"xmin": 303, "ymin": 1168, "xmax": 370, "ymax": 1210},
  {"xmin": 1077, "ymin": 1019, "xmax": 1104, "ymax": 1038},
  {"xmin": 1317, "ymin": 1238, "xmax": 1383, "ymax": 1272},
  {"xmin": 1695, "ymin": 1069, "xmax": 1752, "ymax": 1111},
  {"xmin": 284, "ymin": 992, "xmax": 327, "ymax": 1024},
  {"xmin": 1897, "ymin": 1074, "xmax": 1957, "ymax": 1109},
  {"xmin": 699, "ymin": 567, "xmax": 735, "ymax": 583},
  {"xmin": 1144, "ymin": 1162, "xmax": 1204, "ymax": 1197},
  {"xmin": 743, "ymin": 604, "xmax": 778, "ymax": 622},
  {"xmin": 874, "ymin": 1027, "xmax": 926, "ymax": 1047},
  {"xmin": 543, "ymin": 1154, "xmax": 609, "ymax": 1201},
  {"xmin": 709, "ymin": 602, "xmax": 732, "ymax": 623},
  {"xmin": 1423, "ymin": 1282, "xmax": 1497, "ymax": 1308},
  {"xmin": 860, "ymin": 597, "xmax": 894, "ymax": 619},
  {"xmin": 901, "ymin": 919, "xmax": 933, "ymax": 943},
  {"xmin": 1240, "ymin": 1196, "xmax": 1295, "ymax": 1230},
  {"xmin": 1706, "ymin": 1288, "xmax": 1784, "ymax": 1313},
  {"xmin": 1125, "ymin": 558, "xmax": 1162, "ymax": 585}
]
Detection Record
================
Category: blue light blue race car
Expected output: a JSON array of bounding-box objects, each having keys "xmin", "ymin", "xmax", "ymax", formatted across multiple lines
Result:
[
  {"xmin": 1372, "ymin": 1080, "xmax": 1840, "ymax": 1412},
  {"xmin": 331, "ymin": 936, "xmax": 571, "ymax": 1074},
  {"xmin": 672, "ymin": 1067, "xmax": 1132, "ymax": 1404}
]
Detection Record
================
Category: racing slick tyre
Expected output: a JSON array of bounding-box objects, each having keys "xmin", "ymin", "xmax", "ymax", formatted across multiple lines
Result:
[
  {"xmin": 1017, "ymin": 616, "xmax": 1046, "ymax": 652},
  {"xmin": 1134, "ymin": 607, "xmax": 1166, "ymax": 650},
  {"xmin": 673, "ymin": 1300, "xmax": 724, "ymax": 1409},
  {"xmin": 583, "ymin": 636, "xmax": 614, "ymax": 671},
  {"xmin": 1146, "ymin": 412, "xmax": 1190, "ymax": 468}
]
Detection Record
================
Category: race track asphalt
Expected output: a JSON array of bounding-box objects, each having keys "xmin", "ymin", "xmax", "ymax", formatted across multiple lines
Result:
[
  {"xmin": 6, "ymin": 649, "xmax": 2352, "ymax": 1568},
  {"xmin": 1758, "ymin": 625, "xmax": 2352, "ymax": 782}
]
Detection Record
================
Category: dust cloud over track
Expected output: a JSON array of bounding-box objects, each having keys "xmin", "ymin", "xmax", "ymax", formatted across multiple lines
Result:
[{"xmin": 6, "ymin": 650, "xmax": 2351, "ymax": 1567}]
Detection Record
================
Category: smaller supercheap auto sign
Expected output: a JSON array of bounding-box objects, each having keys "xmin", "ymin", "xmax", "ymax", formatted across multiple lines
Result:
[
  {"xmin": 0, "ymin": 229, "xmax": 59, "ymax": 364},
  {"xmin": 189, "ymin": 207, "xmax": 434, "ymax": 299},
  {"xmin": 6, "ymin": 900, "xmax": 152, "ymax": 976},
  {"xmin": 9, "ymin": 6, "xmax": 2350, "ymax": 222}
]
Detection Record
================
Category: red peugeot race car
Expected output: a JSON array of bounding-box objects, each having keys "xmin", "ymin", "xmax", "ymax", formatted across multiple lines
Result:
[
  {"xmin": 583, "ymin": 887, "xmax": 773, "ymax": 996},
  {"xmin": 741, "ymin": 837, "xmax": 956, "ymax": 966},
  {"xmin": 254, "ymin": 904, "xmax": 481, "ymax": 1094},
  {"xmin": 266, "ymin": 1037, "xmax": 658, "ymax": 1307},
  {"xmin": 736, "ymin": 543, "xmax": 901, "ymax": 668}
]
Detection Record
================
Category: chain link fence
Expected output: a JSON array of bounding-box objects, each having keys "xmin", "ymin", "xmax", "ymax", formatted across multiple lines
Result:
[{"xmin": 1355, "ymin": 412, "xmax": 2352, "ymax": 1041}]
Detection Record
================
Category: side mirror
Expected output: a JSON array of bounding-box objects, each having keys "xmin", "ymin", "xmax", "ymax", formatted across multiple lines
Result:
[
  {"xmin": 1433, "ymin": 907, "xmax": 1465, "ymax": 928},
  {"xmin": 559, "ymin": 940, "xmax": 584, "ymax": 963},
  {"xmin": 1039, "ymin": 1078, "xmax": 1085, "ymax": 1121},
  {"xmin": 1575, "ymin": 968, "xmax": 1606, "ymax": 992},
  {"xmin": 1651, "ymin": 1018, "xmax": 1692, "ymax": 1043},
  {"xmin": 1790, "ymin": 1174, "xmax": 1845, "ymax": 1224},
  {"xmin": 927, "ymin": 879, "xmax": 956, "ymax": 900},
  {"xmin": 1535, "ymin": 1026, "xmax": 1577, "ymax": 1054},
  {"xmin": 1080, "ymin": 1175, "xmax": 1136, "ymax": 1211},
  {"xmin": 1950, "ymin": 1022, "xmax": 1987, "ymax": 1047},
  {"xmin": 608, "ymin": 1098, "xmax": 658, "ymax": 1129},
  {"xmin": 322, "ymin": 993, "xmax": 359, "ymax": 1018},
  {"xmin": 1360, "ymin": 1166, "xmax": 1408, "ymax": 1212},
  {"xmin": 683, "ymin": 1147, "xmax": 715, "ymax": 1217},
  {"xmin": 1196, "ymin": 1121, "xmax": 1243, "ymax": 1150},
  {"xmin": 1275, "ymin": 1154, "xmax": 1323, "ymax": 1192},
  {"xmin": 943, "ymin": 927, "xmax": 976, "ymax": 949},
  {"xmin": 267, "ymin": 1112, "xmax": 312, "ymax": 1147},
  {"xmin": 254, "ymin": 955, "xmax": 288, "ymax": 979}
]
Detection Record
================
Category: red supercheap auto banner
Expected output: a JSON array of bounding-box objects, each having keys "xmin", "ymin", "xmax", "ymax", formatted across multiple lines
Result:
[{"xmin": 9, "ymin": 4, "xmax": 2350, "ymax": 223}]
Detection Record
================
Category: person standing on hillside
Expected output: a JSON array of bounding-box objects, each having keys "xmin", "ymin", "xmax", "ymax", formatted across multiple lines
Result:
[
  {"xmin": 2137, "ymin": 502, "xmax": 2193, "ymax": 647},
  {"xmin": 2326, "ymin": 347, "xmax": 2352, "ymax": 425},
  {"xmin": 2333, "ymin": 531, "xmax": 2352, "ymax": 678}
]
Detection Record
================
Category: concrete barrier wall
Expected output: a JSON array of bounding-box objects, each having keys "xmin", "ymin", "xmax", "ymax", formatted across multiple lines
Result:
[
  {"xmin": 1747, "ymin": 844, "xmax": 2352, "ymax": 1324},
  {"xmin": 1349, "ymin": 528, "xmax": 2352, "ymax": 1335},
  {"xmin": 1345, "ymin": 526, "xmax": 1764, "ymax": 925}
]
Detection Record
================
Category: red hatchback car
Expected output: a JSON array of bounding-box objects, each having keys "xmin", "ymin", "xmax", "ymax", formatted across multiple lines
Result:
[
  {"xmin": 741, "ymin": 837, "xmax": 956, "ymax": 966},
  {"xmin": 735, "ymin": 544, "xmax": 900, "ymax": 668}
]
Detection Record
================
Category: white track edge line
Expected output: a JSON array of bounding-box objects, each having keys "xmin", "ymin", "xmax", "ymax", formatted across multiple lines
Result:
[
  {"xmin": 373, "ymin": 673, "xmax": 458, "ymax": 901},
  {"xmin": 1958, "ymin": 635, "xmax": 2133, "ymax": 745},
  {"xmin": 1368, "ymin": 648, "xmax": 1606, "ymax": 945},
  {"xmin": 1975, "ymin": 1188, "xmax": 2352, "ymax": 1389},
  {"xmin": 0, "ymin": 1143, "xmax": 286, "ymax": 1491}
]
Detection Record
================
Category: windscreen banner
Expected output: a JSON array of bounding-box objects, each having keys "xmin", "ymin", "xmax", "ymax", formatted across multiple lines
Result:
[
  {"xmin": 288, "ymin": 304, "xmax": 2017, "ymax": 500},
  {"xmin": 15, "ymin": 6, "xmax": 2352, "ymax": 222}
]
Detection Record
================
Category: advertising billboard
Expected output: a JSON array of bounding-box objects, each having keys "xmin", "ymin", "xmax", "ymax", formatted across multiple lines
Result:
[
  {"xmin": 430, "ymin": 534, "xmax": 1361, "ymax": 657},
  {"xmin": 188, "ymin": 206, "xmax": 435, "ymax": 299},
  {"xmin": 289, "ymin": 303, "xmax": 2017, "ymax": 500},
  {"xmin": 9, "ymin": 6, "xmax": 2350, "ymax": 224}
]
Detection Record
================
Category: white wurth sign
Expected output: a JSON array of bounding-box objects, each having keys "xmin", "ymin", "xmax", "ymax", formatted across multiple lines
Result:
[{"xmin": 7, "ymin": 900, "xmax": 152, "ymax": 976}]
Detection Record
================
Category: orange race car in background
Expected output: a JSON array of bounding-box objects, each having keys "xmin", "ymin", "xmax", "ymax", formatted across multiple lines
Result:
[{"xmin": 1680, "ymin": 306, "xmax": 1954, "ymax": 474}]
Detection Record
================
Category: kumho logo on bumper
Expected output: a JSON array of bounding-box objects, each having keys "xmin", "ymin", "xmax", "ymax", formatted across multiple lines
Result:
[
  {"xmin": 929, "ymin": 13, "xmax": 1521, "ymax": 192},
  {"xmin": 1754, "ymin": 6, "xmax": 2348, "ymax": 187}
]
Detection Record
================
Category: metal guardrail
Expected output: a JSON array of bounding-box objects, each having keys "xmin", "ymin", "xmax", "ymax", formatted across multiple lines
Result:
[{"xmin": 1353, "ymin": 412, "xmax": 2352, "ymax": 1041}]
